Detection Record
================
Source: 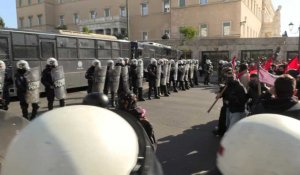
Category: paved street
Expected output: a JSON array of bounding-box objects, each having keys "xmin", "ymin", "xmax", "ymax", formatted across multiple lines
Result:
[{"xmin": 6, "ymin": 84, "xmax": 222, "ymax": 175}]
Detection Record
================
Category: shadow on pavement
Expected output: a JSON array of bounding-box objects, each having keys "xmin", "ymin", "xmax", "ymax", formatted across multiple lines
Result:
[{"xmin": 157, "ymin": 120, "xmax": 221, "ymax": 175}]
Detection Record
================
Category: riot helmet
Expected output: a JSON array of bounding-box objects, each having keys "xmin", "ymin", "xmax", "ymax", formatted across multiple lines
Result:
[
  {"xmin": 158, "ymin": 59, "xmax": 164, "ymax": 65},
  {"xmin": 116, "ymin": 57, "xmax": 125, "ymax": 66},
  {"xmin": 137, "ymin": 59, "xmax": 143, "ymax": 66},
  {"xmin": 92, "ymin": 59, "xmax": 101, "ymax": 67},
  {"xmin": 82, "ymin": 92, "xmax": 109, "ymax": 108},
  {"xmin": 16, "ymin": 60, "xmax": 30, "ymax": 70},
  {"xmin": 46, "ymin": 57, "xmax": 58, "ymax": 67},
  {"xmin": 131, "ymin": 59, "xmax": 138, "ymax": 66},
  {"xmin": 0, "ymin": 60, "xmax": 6, "ymax": 70},
  {"xmin": 1, "ymin": 106, "xmax": 163, "ymax": 175},
  {"xmin": 150, "ymin": 58, "xmax": 157, "ymax": 66},
  {"xmin": 107, "ymin": 60, "xmax": 114, "ymax": 69},
  {"xmin": 124, "ymin": 57, "xmax": 130, "ymax": 65},
  {"xmin": 217, "ymin": 114, "xmax": 300, "ymax": 175}
]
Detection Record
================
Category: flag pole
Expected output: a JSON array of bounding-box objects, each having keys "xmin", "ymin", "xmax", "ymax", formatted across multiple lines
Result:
[{"xmin": 257, "ymin": 58, "xmax": 261, "ymax": 96}]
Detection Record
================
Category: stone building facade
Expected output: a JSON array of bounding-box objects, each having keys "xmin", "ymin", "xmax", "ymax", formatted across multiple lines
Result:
[{"xmin": 16, "ymin": 0, "xmax": 281, "ymax": 41}]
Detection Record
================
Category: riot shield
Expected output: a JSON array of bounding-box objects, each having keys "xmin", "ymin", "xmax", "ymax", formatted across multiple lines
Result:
[
  {"xmin": 0, "ymin": 110, "xmax": 29, "ymax": 171},
  {"xmin": 189, "ymin": 63, "xmax": 194, "ymax": 80},
  {"xmin": 137, "ymin": 59, "xmax": 144, "ymax": 88},
  {"xmin": 161, "ymin": 64, "xmax": 168, "ymax": 86},
  {"xmin": 179, "ymin": 65, "xmax": 185, "ymax": 81},
  {"xmin": 0, "ymin": 70, "xmax": 4, "ymax": 98},
  {"xmin": 155, "ymin": 65, "xmax": 162, "ymax": 87},
  {"xmin": 121, "ymin": 66, "xmax": 130, "ymax": 93},
  {"xmin": 166, "ymin": 63, "xmax": 171, "ymax": 83},
  {"xmin": 92, "ymin": 66, "xmax": 107, "ymax": 93},
  {"xmin": 51, "ymin": 66, "xmax": 67, "ymax": 100},
  {"xmin": 24, "ymin": 67, "xmax": 40, "ymax": 104},
  {"xmin": 110, "ymin": 66, "xmax": 122, "ymax": 93},
  {"xmin": 184, "ymin": 64, "xmax": 190, "ymax": 81},
  {"xmin": 174, "ymin": 62, "xmax": 178, "ymax": 81}
]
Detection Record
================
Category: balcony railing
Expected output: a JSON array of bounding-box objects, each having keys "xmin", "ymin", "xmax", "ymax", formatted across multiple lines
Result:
[{"xmin": 80, "ymin": 16, "xmax": 127, "ymax": 25}]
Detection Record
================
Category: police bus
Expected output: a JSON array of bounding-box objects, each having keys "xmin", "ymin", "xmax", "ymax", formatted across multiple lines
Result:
[{"xmin": 0, "ymin": 29, "xmax": 176, "ymax": 96}]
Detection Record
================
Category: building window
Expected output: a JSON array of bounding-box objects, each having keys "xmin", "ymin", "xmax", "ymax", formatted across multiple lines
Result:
[
  {"xmin": 28, "ymin": 0, "xmax": 31, "ymax": 5},
  {"xmin": 38, "ymin": 0, "xmax": 43, "ymax": 3},
  {"xmin": 19, "ymin": 17, "xmax": 24, "ymax": 28},
  {"xmin": 142, "ymin": 32, "xmax": 148, "ymax": 40},
  {"xmin": 37, "ymin": 14, "xmax": 42, "ymax": 25},
  {"xmin": 28, "ymin": 16, "xmax": 33, "ymax": 27},
  {"xmin": 141, "ymin": 3, "xmax": 148, "ymax": 16},
  {"xmin": 59, "ymin": 15, "xmax": 64, "ymax": 25},
  {"xmin": 200, "ymin": 0, "xmax": 208, "ymax": 5},
  {"xmin": 200, "ymin": 24, "xmax": 208, "ymax": 37},
  {"xmin": 120, "ymin": 6, "xmax": 126, "ymax": 17},
  {"xmin": 163, "ymin": 0, "xmax": 170, "ymax": 13},
  {"xmin": 90, "ymin": 10, "xmax": 97, "ymax": 19},
  {"xmin": 179, "ymin": 0, "xmax": 185, "ymax": 7},
  {"xmin": 73, "ymin": 13, "xmax": 79, "ymax": 24},
  {"xmin": 223, "ymin": 21, "xmax": 231, "ymax": 36},
  {"xmin": 104, "ymin": 8, "xmax": 110, "ymax": 17},
  {"xmin": 19, "ymin": 0, "xmax": 22, "ymax": 6}
]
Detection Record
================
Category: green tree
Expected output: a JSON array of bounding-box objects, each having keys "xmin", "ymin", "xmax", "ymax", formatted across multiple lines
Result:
[
  {"xmin": 179, "ymin": 26, "xmax": 197, "ymax": 40},
  {"xmin": 0, "ymin": 17, "xmax": 5, "ymax": 28},
  {"xmin": 82, "ymin": 26, "xmax": 92, "ymax": 33}
]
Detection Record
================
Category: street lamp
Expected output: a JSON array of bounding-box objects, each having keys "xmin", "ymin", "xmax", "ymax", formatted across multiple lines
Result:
[{"xmin": 289, "ymin": 22, "xmax": 300, "ymax": 59}]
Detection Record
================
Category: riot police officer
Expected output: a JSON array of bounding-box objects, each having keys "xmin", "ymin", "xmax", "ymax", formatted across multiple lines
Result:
[
  {"xmin": 15, "ymin": 60, "xmax": 39, "ymax": 120},
  {"xmin": 169, "ymin": 59, "xmax": 178, "ymax": 92},
  {"xmin": 85, "ymin": 59, "xmax": 101, "ymax": 93},
  {"xmin": 41, "ymin": 57, "xmax": 66, "ymax": 110},
  {"xmin": 147, "ymin": 58, "xmax": 159, "ymax": 99},
  {"xmin": 0, "ymin": 61, "xmax": 12, "ymax": 110}
]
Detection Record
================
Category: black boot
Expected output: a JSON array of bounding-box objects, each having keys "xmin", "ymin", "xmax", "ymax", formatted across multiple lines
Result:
[
  {"xmin": 111, "ymin": 92, "xmax": 116, "ymax": 107},
  {"xmin": 154, "ymin": 87, "xmax": 160, "ymax": 99},
  {"xmin": 59, "ymin": 99, "xmax": 65, "ymax": 107},
  {"xmin": 163, "ymin": 85, "xmax": 169, "ymax": 97},
  {"xmin": 21, "ymin": 106, "xmax": 29, "ymax": 120},
  {"xmin": 157, "ymin": 87, "xmax": 161, "ymax": 97},
  {"xmin": 138, "ymin": 88, "xmax": 146, "ymax": 101},
  {"xmin": 48, "ymin": 101, "xmax": 54, "ymax": 110},
  {"xmin": 31, "ymin": 103, "xmax": 39, "ymax": 121}
]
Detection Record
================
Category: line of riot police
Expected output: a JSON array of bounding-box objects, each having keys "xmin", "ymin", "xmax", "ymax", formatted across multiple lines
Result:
[
  {"xmin": 0, "ymin": 58, "xmax": 67, "ymax": 120},
  {"xmin": 85, "ymin": 57, "xmax": 200, "ymax": 105}
]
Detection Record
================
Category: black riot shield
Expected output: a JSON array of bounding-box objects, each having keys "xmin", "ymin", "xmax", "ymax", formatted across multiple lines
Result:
[
  {"xmin": 121, "ymin": 66, "xmax": 130, "ymax": 93},
  {"xmin": 92, "ymin": 66, "xmax": 107, "ymax": 93},
  {"xmin": 24, "ymin": 67, "xmax": 40, "ymax": 104},
  {"xmin": 51, "ymin": 66, "xmax": 67, "ymax": 100},
  {"xmin": 0, "ymin": 110, "xmax": 29, "ymax": 170},
  {"xmin": 110, "ymin": 66, "xmax": 122, "ymax": 93},
  {"xmin": 0, "ymin": 70, "xmax": 4, "ymax": 99}
]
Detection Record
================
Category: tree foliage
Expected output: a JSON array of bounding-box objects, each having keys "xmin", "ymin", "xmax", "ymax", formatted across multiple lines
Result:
[
  {"xmin": 179, "ymin": 26, "xmax": 197, "ymax": 40},
  {"xmin": 0, "ymin": 17, "xmax": 5, "ymax": 28},
  {"xmin": 55, "ymin": 25, "xmax": 67, "ymax": 30},
  {"xmin": 82, "ymin": 26, "xmax": 92, "ymax": 33}
]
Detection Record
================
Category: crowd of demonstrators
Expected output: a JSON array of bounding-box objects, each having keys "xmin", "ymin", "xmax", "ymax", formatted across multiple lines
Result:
[{"xmin": 213, "ymin": 56, "xmax": 300, "ymax": 137}]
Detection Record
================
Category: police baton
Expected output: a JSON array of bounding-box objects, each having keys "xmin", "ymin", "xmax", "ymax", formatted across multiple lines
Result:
[{"xmin": 207, "ymin": 85, "xmax": 227, "ymax": 113}]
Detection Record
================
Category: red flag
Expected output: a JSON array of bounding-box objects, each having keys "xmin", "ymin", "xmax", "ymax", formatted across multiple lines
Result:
[
  {"xmin": 262, "ymin": 57, "xmax": 273, "ymax": 71},
  {"xmin": 286, "ymin": 56, "xmax": 299, "ymax": 71},
  {"xmin": 258, "ymin": 67, "xmax": 278, "ymax": 86}
]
